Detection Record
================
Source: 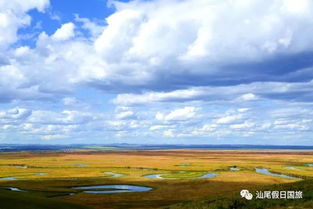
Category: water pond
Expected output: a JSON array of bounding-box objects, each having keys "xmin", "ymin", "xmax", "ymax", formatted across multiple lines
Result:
[
  {"xmin": 199, "ymin": 173, "xmax": 217, "ymax": 178},
  {"xmin": 144, "ymin": 172, "xmax": 217, "ymax": 179},
  {"xmin": 72, "ymin": 185, "xmax": 152, "ymax": 194},
  {"xmin": 1, "ymin": 187, "xmax": 23, "ymax": 192},
  {"xmin": 230, "ymin": 167, "xmax": 240, "ymax": 171},
  {"xmin": 73, "ymin": 163, "xmax": 87, "ymax": 167},
  {"xmin": 144, "ymin": 174, "xmax": 163, "ymax": 179},
  {"xmin": 103, "ymin": 172, "xmax": 124, "ymax": 178},
  {"xmin": 177, "ymin": 163, "xmax": 191, "ymax": 167},
  {"xmin": 0, "ymin": 177, "xmax": 17, "ymax": 180},
  {"xmin": 34, "ymin": 172, "xmax": 47, "ymax": 175},
  {"xmin": 8, "ymin": 187, "xmax": 23, "ymax": 192}
]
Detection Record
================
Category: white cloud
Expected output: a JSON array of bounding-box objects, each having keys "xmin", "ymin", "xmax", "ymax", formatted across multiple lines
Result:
[
  {"xmin": 0, "ymin": 108, "xmax": 32, "ymax": 122},
  {"xmin": 74, "ymin": 15, "xmax": 104, "ymax": 39},
  {"xmin": 100, "ymin": 0, "xmax": 313, "ymax": 63},
  {"xmin": 230, "ymin": 121, "xmax": 255, "ymax": 129},
  {"xmin": 273, "ymin": 118, "xmax": 311, "ymax": 131},
  {"xmin": 91, "ymin": 0, "xmax": 313, "ymax": 84},
  {"xmin": 237, "ymin": 93, "xmax": 258, "ymax": 101},
  {"xmin": 115, "ymin": 110, "xmax": 135, "ymax": 120},
  {"xmin": 282, "ymin": 0, "xmax": 311, "ymax": 15},
  {"xmin": 156, "ymin": 106, "xmax": 197, "ymax": 122},
  {"xmin": 200, "ymin": 124, "xmax": 218, "ymax": 131},
  {"xmin": 113, "ymin": 88, "xmax": 206, "ymax": 105},
  {"xmin": 63, "ymin": 97, "xmax": 80, "ymax": 106},
  {"xmin": 28, "ymin": 110, "xmax": 96, "ymax": 125},
  {"xmin": 113, "ymin": 80, "xmax": 313, "ymax": 106},
  {"xmin": 14, "ymin": 46, "xmax": 31, "ymax": 57},
  {"xmin": 163, "ymin": 129, "xmax": 174, "ymax": 137},
  {"xmin": 237, "ymin": 108, "xmax": 250, "ymax": 113},
  {"xmin": 259, "ymin": 122, "xmax": 272, "ymax": 130},
  {"xmin": 52, "ymin": 22, "xmax": 75, "ymax": 41},
  {"xmin": 41, "ymin": 134, "xmax": 66, "ymax": 140},
  {"xmin": 274, "ymin": 123, "xmax": 310, "ymax": 131},
  {"xmin": 106, "ymin": 119, "xmax": 140, "ymax": 131},
  {"xmin": 216, "ymin": 114, "xmax": 243, "ymax": 124},
  {"xmin": 0, "ymin": 0, "xmax": 49, "ymax": 48},
  {"xmin": 2, "ymin": 0, "xmax": 313, "ymax": 104},
  {"xmin": 0, "ymin": 0, "xmax": 313, "ymax": 144},
  {"xmin": 149, "ymin": 125, "xmax": 169, "ymax": 131}
]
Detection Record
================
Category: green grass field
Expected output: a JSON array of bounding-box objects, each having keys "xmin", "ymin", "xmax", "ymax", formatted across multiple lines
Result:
[{"xmin": 0, "ymin": 150, "xmax": 312, "ymax": 209}]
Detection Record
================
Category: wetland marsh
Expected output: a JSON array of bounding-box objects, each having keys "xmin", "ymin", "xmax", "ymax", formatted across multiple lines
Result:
[{"xmin": 0, "ymin": 149, "xmax": 312, "ymax": 209}]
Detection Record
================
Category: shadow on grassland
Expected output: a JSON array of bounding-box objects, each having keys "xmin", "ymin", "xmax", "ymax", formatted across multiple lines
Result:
[
  {"xmin": 166, "ymin": 179, "xmax": 313, "ymax": 209},
  {"xmin": 0, "ymin": 189, "xmax": 90, "ymax": 209}
]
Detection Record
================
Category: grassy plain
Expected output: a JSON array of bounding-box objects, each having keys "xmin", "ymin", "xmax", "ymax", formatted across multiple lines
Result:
[{"xmin": 0, "ymin": 149, "xmax": 312, "ymax": 209}]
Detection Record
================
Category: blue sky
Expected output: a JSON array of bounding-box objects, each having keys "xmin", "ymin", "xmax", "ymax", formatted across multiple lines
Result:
[{"xmin": 0, "ymin": 0, "xmax": 313, "ymax": 145}]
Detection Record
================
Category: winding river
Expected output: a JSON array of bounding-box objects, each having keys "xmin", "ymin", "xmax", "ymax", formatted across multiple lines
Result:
[
  {"xmin": 144, "ymin": 172, "xmax": 217, "ymax": 179},
  {"xmin": 255, "ymin": 168, "xmax": 301, "ymax": 180},
  {"xmin": 72, "ymin": 185, "xmax": 152, "ymax": 194}
]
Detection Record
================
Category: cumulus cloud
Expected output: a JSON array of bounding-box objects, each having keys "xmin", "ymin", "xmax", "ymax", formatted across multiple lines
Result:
[
  {"xmin": 1, "ymin": 0, "xmax": 313, "ymax": 144},
  {"xmin": 0, "ymin": 0, "xmax": 313, "ymax": 107},
  {"xmin": 89, "ymin": 0, "xmax": 313, "ymax": 90},
  {"xmin": 0, "ymin": 0, "xmax": 49, "ymax": 48},
  {"xmin": 51, "ymin": 22, "xmax": 75, "ymax": 41},
  {"xmin": 2, "ymin": 0, "xmax": 313, "ymax": 103},
  {"xmin": 74, "ymin": 15, "xmax": 105, "ymax": 39}
]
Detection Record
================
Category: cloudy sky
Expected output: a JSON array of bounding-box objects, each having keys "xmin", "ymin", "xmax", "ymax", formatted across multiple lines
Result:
[{"xmin": 0, "ymin": 0, "xmax": 313, "ymax": 145}]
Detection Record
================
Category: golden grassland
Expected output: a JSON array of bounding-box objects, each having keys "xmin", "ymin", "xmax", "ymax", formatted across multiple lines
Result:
[{"xmin": 0, "ymin": 149, "xmax": 312, "ymax": 209}]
